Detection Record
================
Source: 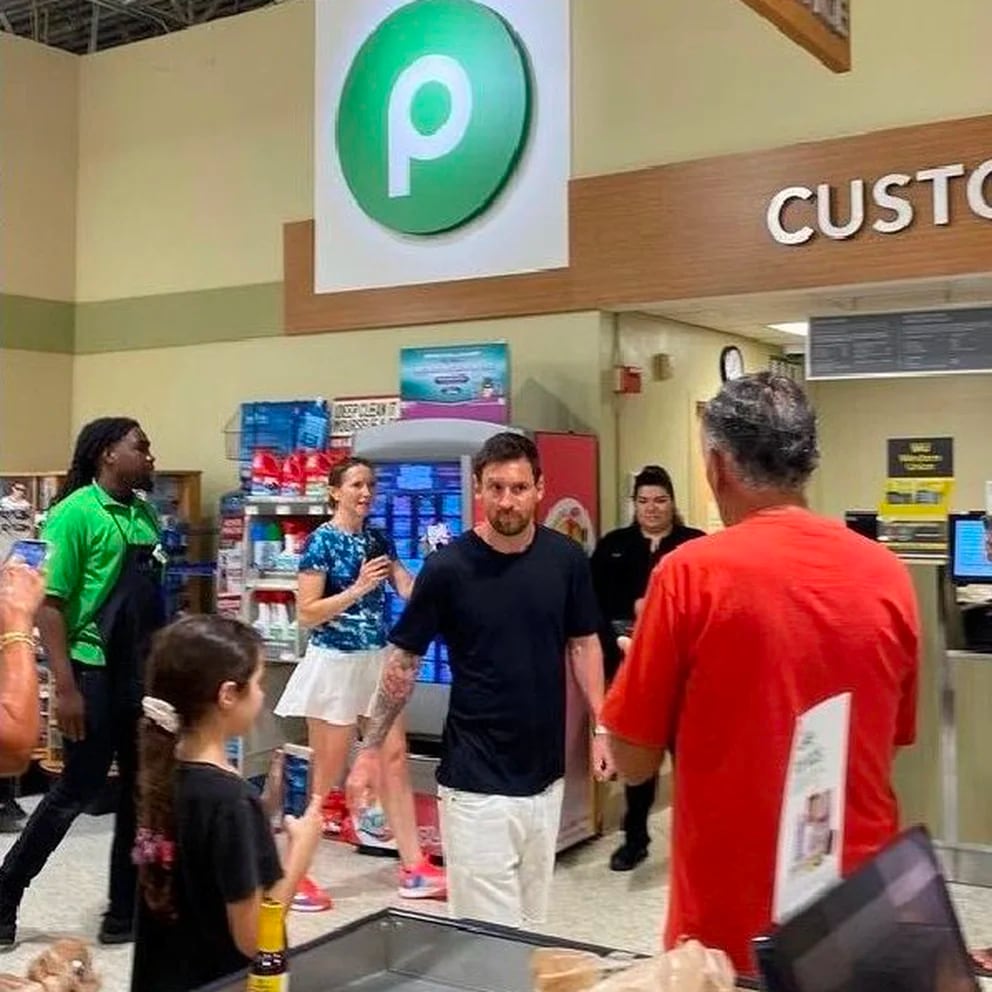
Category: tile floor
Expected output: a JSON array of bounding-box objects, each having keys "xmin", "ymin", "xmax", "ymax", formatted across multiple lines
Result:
[{"xmin": 0, "ymin": 802, "xmax": 991, "ymax": 990}]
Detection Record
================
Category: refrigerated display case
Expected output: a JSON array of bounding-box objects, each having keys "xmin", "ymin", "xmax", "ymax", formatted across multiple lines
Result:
[{"xmin": 367, "ymin": 459, "xmax": 470, "ymax": 740}]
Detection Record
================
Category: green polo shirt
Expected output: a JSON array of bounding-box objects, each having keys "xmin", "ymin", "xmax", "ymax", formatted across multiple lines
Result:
[{"xmin": 42, "ymin": 483, "xmax": 160, "ymax": 667}]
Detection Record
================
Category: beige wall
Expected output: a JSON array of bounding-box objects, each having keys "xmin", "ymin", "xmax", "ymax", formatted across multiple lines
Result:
[
  {"xmin": 0, "ymin": 350, "xmax": 74, "ymax": 471},
  {"xmin": 573, "ymin": 0, "xmax": 992, "ymax": 177},
  {"xmin": 0, "ymin": 34, "xmax": 77, "ymax": 471},
  {"xmin": 810, "ymin": 376, "xmax": 992, "ymax": 519},
  {"xmin": 71, "ymin": 0, "xmax": 992, "ymax": 300},
  {"xmin": 0, "ymin": 33, "xmax": 78, "ymax": 301},
  {"xmin": 75, "ymin": 1, "xmax": 313, "ymax": 301},
  {"xmin": 71, "ymin": 313, "xmax": 607, "ymax": 510},
  {"xmin": 607, "ymin": 314, "xmax": 779, "ymax": 529}
]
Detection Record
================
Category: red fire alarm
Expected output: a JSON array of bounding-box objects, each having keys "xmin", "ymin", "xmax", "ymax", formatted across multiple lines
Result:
[{"xmin": 612, "ymin": 365, "xmax": 642, "ymax": 394}]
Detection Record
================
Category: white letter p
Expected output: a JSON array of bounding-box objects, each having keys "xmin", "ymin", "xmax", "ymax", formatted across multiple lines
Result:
[{"xmin": 387, "ymin": 54, "xmax": 473, "ymax": 199}]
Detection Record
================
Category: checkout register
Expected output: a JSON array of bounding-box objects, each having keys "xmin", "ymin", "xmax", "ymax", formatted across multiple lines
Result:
[{"xmin": 948, "ymin": 512, "xmax": 992, "ymax": 653}]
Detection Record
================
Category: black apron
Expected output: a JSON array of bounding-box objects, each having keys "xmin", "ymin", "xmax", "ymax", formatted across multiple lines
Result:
[{"xmin": 96, "ymin": 543, "xmax": 166, "ymax": 707}]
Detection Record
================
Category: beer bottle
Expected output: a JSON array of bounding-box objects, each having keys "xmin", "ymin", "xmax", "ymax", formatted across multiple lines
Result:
[{"xmin": 247, "ymin": 899, "xmax": 288, "ymax": 991}]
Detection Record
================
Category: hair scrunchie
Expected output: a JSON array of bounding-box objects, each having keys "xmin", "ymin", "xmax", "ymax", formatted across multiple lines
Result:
[{"xmin": 142, "ymin": 696, "xmax": 180, "ymax": 735}]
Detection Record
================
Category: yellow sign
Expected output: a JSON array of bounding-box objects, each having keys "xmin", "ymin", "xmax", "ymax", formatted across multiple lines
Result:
[
  {"xmin": 877, "ymin": 478, "xmax": 954, "ymax": 556},
  {"xmin": 879, "ymin": 479, "xmax": 954, "ymax": 520}
]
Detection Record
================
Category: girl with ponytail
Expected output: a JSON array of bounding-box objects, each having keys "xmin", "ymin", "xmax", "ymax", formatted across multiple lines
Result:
[{"xmin": 130, "ymin": 615, "xmax": 323, "ymax": 992}]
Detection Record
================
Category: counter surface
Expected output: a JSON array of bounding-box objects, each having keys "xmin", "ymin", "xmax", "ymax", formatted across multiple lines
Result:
[{"xmin": 198, "ymin": 908, "xmax": 758, "ymax": 992}]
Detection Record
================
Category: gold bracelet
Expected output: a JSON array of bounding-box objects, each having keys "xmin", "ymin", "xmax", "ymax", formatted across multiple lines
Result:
[{"xmin": 0, "ymin": 632, "xmax": 35, "ymax": 650}]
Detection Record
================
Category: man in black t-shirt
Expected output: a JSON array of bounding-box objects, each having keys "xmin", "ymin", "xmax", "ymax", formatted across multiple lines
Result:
[{"xmin": 347, "ymin": 432, "xmax": 612, "ymax": 927}]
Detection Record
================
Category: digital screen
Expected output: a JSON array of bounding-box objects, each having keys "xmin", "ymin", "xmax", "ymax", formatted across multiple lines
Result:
[
  {"xmin": 376, "ymin": 461, "xmax": 462, "ymax": 684},
  {"xmin": 755, "ymin": 827, "xmax": 976, "ymax": 992},
  {"xmin": 951, "ymin": 517, "xmax": 992, "ymax": 583}
]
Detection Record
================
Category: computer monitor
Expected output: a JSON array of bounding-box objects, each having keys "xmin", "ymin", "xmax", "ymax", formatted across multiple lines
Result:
[
  {"xmin": 949, "ymin": 511, "xmax": 992, "ymax": 585},
  {"xmin": 754, "ymin": 826, "xmax": 978, "ymax": 992},
  {"xmin": 844, "ymin": 511, "xmax": 878, "ymax": 541}
]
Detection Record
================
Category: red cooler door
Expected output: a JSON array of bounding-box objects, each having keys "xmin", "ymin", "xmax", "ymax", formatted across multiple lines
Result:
[
  {"xmin": 534, "ymin": 431, "xmax": 599, "ymax": 553},
  {"xmin": 534, "ymin": 431, "xmax": 600, "ymax": 850}
]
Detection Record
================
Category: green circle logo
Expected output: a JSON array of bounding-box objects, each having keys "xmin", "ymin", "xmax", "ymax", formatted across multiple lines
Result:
[{"xmin": 336, "ymin": 0, "xmax": 532, "ymax": 236}]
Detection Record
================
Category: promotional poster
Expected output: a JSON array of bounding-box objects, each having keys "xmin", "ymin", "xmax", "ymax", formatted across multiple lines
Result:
[{"xmin": 400, "ymin": 343, "xmax": 510, "ymax": 423}]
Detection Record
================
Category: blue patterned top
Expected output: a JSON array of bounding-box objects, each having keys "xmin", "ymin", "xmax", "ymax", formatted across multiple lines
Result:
[{"xmin": 300, "ymin": 523, "xmax": 396, "ymax": 652}]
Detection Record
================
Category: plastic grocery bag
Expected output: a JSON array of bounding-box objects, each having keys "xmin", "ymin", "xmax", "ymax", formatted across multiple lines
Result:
[
  {"xmin": 0, "ymin": 938, "xmax": 101, "ymax": 992},
  {"xmin": 531, "ymin": 940, "xmax": 735, "ymax": 992}
]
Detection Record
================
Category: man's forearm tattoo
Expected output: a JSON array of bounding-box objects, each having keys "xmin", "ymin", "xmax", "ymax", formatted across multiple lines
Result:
[{"xmin": 362, "ymin": 647, "xmax": 422, "ymax": 749}]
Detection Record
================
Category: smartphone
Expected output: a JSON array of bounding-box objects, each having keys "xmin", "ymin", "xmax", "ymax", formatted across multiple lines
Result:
[
  {"xmin": 282, "ymin": 744, "xmax": 313, "ymax": 819},
  {"xmin": 611, "ymin": 619, "xmax": 635, "ymax": 638},
  {"xmin": 5, "ymin": 539, "xmax": 48, "ymax": 570},
  {"xmin": 364, "ymin": 528, "xmax": 391, "ymax": 562}
]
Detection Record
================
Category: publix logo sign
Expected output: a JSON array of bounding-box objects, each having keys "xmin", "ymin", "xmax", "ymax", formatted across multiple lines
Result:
[
  {"xmin": 336, "ymin": 0, "xmax": 532, "ymax": 235},
  {"xmin": 315, "ymin": 0, "xmax": 569, "ymax": 294}
]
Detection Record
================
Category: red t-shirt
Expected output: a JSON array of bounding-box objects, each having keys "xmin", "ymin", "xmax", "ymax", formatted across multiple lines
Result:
[{"xmin": 601, "ymin": 506, "xmax": 919, "ymax": 975}]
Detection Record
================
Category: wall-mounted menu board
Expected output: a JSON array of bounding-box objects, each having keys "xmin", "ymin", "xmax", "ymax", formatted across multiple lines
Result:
[{"xmin": 808, "ymin": 307, "xmax": 992, "ymax": 380}]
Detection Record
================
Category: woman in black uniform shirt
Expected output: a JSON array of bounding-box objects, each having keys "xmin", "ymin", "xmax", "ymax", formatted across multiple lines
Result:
[{"xmin": 591, "ymin": 465, "xmax": 704, "ymax": 871}]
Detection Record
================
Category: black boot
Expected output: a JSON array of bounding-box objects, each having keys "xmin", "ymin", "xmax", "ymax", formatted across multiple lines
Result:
[
  {"xmin": 98, "ymin": 911, "xmax": 134, "ymax": 945},
  {"xmin": 610, "ymin": 778, "xmax": 655, "ymax": 871},
  {"xmin": 0, "ymin": 875, "xmax": 21, "ymax": 946},
  {"xmin": 610, "ymin": 839, "xmax": 649, "ymax": 872}
]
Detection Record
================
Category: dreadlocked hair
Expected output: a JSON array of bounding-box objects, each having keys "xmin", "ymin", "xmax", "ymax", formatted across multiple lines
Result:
[
  {"xmin": 137, "ymin": 615, "xmax": 262, "ymax": 920},
  {"xmin": 56, "ymin": 417, "xmax": 140, "ymax": 504}
]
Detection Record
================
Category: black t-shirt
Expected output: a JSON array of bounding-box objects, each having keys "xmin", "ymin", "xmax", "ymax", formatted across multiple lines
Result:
[
  {"xmin": 130, "ymin": 763, "xmax": 283, "ymax": 992},
  {"xmin": 590, "ymin": 523, "xmax": 705, "ymax": 677},
  {"xmin": 389, "ymin": 526, "xmax": 599, "ymax": 797}
]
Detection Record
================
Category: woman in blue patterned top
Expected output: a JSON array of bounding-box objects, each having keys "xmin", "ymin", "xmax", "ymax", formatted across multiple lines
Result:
[{"xmin": 275, "ymin": 458, "xmax": 446, "ymax": 908}]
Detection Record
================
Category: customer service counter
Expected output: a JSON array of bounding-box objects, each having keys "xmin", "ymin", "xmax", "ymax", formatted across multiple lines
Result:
[
  {"xmin": 895, "ymin": 560, "xmax": 992, "ymax": 886},
  {"xmin": 198, "ymin": 909, "xmax": 761, "ymax": 992}
]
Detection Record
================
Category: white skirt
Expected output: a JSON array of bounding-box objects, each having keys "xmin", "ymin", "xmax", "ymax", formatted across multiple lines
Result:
[{"xmin": 274, "ymin": 643, "xmax": 387, "ymax": 726}]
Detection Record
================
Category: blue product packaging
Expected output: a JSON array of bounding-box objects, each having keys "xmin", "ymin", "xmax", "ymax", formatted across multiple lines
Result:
[{"xmin": 282, "ymin": 744, "xmax": 313, "ymax": 819}]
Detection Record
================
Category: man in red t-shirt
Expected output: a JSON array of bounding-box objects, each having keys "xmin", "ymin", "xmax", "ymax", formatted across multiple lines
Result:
[{"xmin": 601, "ymin": 372, "xmax": 919, "ymax": 977}]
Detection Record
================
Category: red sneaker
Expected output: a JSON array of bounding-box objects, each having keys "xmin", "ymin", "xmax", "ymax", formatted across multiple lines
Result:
[
  {"xmin": 398, "ymin": 859, "xmax": 447, "ymax": 900},
  {"xmin": 291, "ymin": 876, "xmax": 333, "ymax": 913}
]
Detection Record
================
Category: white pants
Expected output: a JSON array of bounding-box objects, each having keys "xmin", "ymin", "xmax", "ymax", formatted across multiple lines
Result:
[{"xmin": 438, "ymin": 778, "xmax": 564, "ymax": 929}]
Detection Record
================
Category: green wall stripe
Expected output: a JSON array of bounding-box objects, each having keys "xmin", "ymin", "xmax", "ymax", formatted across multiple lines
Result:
[
  {"xmin": 0, "ymin": 283, "xmax": 285, "ymax": 355},
  {"xmin": 0, "ymin": 295, "xmax": 75, "ymax": 353},
  {"xmin": 74, "ymin": 282, "xmax": 283, "ymax": 354}
]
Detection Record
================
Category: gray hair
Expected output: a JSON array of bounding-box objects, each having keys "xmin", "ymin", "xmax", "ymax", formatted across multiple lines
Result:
[{"xmin": 701, "ymin": 372, "xmax": 819, "ymax": 490}]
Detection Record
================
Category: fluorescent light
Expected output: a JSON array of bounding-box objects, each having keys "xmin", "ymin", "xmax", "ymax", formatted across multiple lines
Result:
[{"xmin": 767, "ymin": 321, "xmax": 809, "ymax": 337}]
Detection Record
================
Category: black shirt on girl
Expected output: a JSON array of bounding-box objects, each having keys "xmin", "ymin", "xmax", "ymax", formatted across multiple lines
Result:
[{"xmin": 130, "ymin": 762, "xmax": 282, "ymax": 992}]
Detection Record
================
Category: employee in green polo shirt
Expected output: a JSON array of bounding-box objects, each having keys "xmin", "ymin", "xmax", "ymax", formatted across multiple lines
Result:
[{"xmin": 0, "ymin": 418, "xmax": 166, "ymax": 947}]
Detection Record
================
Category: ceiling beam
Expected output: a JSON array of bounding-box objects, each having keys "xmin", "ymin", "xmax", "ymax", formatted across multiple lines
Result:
[
  {"xmin": 88, "ymin": 0, "xmax": 99, "ymax": 51},
  {"xmin": 88, "ymin": 0, "xmax": 171, "ymax": 33}
]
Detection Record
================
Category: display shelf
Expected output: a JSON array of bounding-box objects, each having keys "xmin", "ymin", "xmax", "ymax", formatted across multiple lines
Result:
[
  {"xmin": 245, "ymin": 497, "xmax": 328, "ymax": 517},
  {"xmin": 244, "ymin": 576, "xmax": 300, "ymax": 593},
  {"xmin": 261, "ymin": 638, "xmax": 301, "ymax": 664},
  {"xmin": 947, "ymin": 649, "xmax": 992, "ymax": 663},
  {"xmin": 237, "ymin": 495, "xmax": 328, "ymax": 774}
]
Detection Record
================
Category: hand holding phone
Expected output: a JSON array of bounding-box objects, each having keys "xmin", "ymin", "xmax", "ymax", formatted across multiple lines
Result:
[
  {"xmin": 0, "ymin": 558, "xmax": 45, "ymax": 631},
  {"xmin": 282, "ymin": 744, "xmax": 314, "ymax": 820},
  {"xmin": 611, "ymin": 619, "xmax": 635, "ymax": 639},
  {"xmin": 5, "ymin": 539, "xmax": 48, "ymax": 571},
  {"xmin": 364, "ymin": 529, "xmax": 391, "ymax": 562},
  {"xmin": 354, "ymin": 556, "xmax": 391, "ymax": 595}
]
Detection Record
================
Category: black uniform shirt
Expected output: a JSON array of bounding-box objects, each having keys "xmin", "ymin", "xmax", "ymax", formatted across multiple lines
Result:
[{"xmin": 590, "ymin": 522, "xmax": 705, "ymax": 676}]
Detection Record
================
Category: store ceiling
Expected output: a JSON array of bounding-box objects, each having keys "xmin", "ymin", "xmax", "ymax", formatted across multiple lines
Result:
[
  {"xmin": 639, "ymin": 274, "xmax": 992, "ymax": 349},
  {"xmin": 0, "ymin": 0, "xmax": 280, "ymax": 54}
]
